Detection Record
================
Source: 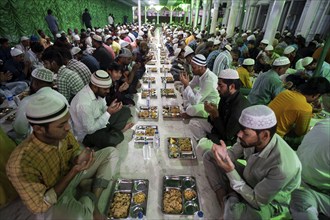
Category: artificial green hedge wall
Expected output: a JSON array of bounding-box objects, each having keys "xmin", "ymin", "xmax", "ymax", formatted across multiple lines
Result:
[{"xmin": 0, "ymin": 0, "xmax": 132, "ymax": 44}]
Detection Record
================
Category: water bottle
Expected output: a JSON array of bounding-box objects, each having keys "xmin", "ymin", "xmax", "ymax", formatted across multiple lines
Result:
[
  {"xmin": 147, "ymin": 79, "xmax": 151, "ymax": 89},
  {"xmin": 136, "ymin": 211, "xmax": 146, "ymax": 219},
  {"xmin": 163, "ymin": 79, "xmax": 167, "ymax": 89},
  {"xmin": 146, "ymin": 95, "xmax": 150, "ymax": 108},
  {"xmin": 153, "ymin": 130, "xmax": 160, "ymax": 149},
  {"xmin": 4, "ymin": 90, "xmax": 17, "ymax": 108},
  {"xmin": 143, "ymin": 141, "xmax": 150, "ymax": 160},
  {"xmin": 194, "ymin": 211, "xmax": 204, "ymax": 220}
]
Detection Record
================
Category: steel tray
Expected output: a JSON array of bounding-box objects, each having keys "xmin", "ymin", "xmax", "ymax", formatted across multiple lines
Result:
[
  {"xmin": 0, "ymin": 108, "xmax": 14, "ymax": 119},
  {"xmin": 160, "ymin": 88, "xmax": 176, "ymax": 98},
  {"xmin": 161, "ymin": 77, "xmax": 174, "ymax": 83},
  {"xmin": 133, "ymin": 125, "xmax": 158, "ymax": 143},
  {"xmin": 162, "ymin": 106, "xmax": 181, "ymax": 118},
  {"xmin": 142, "ymin": 77, "xmax": 156, "ymax": 83},
  {"xmin": 141, "ymin": 89, "xmax": 157, "ymax": 99},
  {"xmin": 137, "ymin": 106, "xmax": 158, "ymax": 120},
  {"xmin": 167, "ymin": 137, "xmax": 196, "ymax": 159}
]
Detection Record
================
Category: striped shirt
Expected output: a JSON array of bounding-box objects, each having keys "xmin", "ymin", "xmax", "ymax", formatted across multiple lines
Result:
[
  {"xmin": 212, "ymin": 50, "xmax": 233, "ymax": 77},
  {"xmin": 57, "ymin": 65, "xmax": 84, "ymax": 101},
  {"xmin": 66, "ymin": 59, "xmax": 92, "ymax": 85}
]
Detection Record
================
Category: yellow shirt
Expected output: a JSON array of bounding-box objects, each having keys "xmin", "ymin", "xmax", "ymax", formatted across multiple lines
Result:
[
  {"xmin": 269, "ymin": 90, "xmax": 312, "ymax": 137},
  {"xmin": 236, "ymin": 66, "xmax": 253, "ymax": 89},
  {"xmin": 111, "ymin": 41, "xmax": 121, "ymax": 55},
  {"xmin": 185, "ymin": 35, "xmax": 195, "ymax": 45},
  {"xmin": 6, "ymin": 132, "xmax": 80, "ymax": 213}
]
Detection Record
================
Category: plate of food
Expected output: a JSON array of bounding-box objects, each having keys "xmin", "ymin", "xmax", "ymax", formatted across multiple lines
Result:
[
  {"xmin": 160, "ymin": 88, "xmax": 176, "ymax": 97},
  {"xmin": 133, "ymin": 125, "xmax": 158, "ymax": 143},
  {"xmin": 141, "ymin": 89, "xmax": 157, "ymax": 99},
  {"xmin": 162, "ymin": 105, "xmax": 181, "ymax": 118},
  {"xmin": 167, "ymin": 137, "xmax": 196, "ymax": 159}
]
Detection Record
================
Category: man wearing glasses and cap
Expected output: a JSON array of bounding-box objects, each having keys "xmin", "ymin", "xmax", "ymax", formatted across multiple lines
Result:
[
  {"xmin": 5, "ymin": 94, "xmax": 119, "ymax": 220},
  {"xmin": 203, "ymin": 105, "xmax": 301, "ymax": 219}
]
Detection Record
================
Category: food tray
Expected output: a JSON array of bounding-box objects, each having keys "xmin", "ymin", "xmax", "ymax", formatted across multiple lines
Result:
[
  {"xmin": 161, "ymin": 88, "xmax": 176, "ymax": 97},
  {"xmin": 133, "ymin": 125, "xmax": 158, "ymax": 143},
  {"xmin": 162, "ymin": 175, "xmax": 200, "ymax": 215},
  {"xmin": 162, "ymin": 105, "xmax": 181, "ymax": 118},
  {"xmin": 147, "ymin": 60, "xmax": 157, "ymax": 65},
  {"xmin": 167, "ymin": 137, "xmax": 196, "ymax": 159},
  {"xmin": 0, "ymin": 108, "xmax": 14, "ymax": 119},
  {"xmin": 142, "ymin": 77, "xmax": 156, "ymax": 83},
  {"xmin": 108, "ymin": 179, "xmax": 149, "ymax": 219},
  {"xmin": 137, "ymin": 106, "xmax": 158, "ymax": 120},
  {"xmin": 148, "ymin": 67, "xmax": 158, "ymax": 73},
  {"xmin": 141, "ymin": 89, "xmax": 157, "ymax": 99},
  {"xmin": 161, "ymin": 76, "xmax": 175, "ymax": 83},
  {"xmin": 160, "ymin": 60, "xmax": 170, "ymax": 65}
]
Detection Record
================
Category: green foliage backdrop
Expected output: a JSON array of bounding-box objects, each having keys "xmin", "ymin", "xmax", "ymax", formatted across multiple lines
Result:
[{"xmin": 0, "ymin": 0, "xmax": 132, "ymax": 44}]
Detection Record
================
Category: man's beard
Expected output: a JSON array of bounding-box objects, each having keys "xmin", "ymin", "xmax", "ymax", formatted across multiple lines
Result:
[{"xmin": 239, "ymin": 136, "xmax": 262, "ymax": 148}]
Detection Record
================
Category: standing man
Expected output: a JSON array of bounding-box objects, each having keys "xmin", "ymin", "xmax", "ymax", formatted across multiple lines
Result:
[
  {"xmin": 82, "ymin": 8, "xmax": 92, "ymax": 29},
  {"xmin": 5, "ymin": 94, "xmax": 119, "ymax": 220},
  {"xmin": 45, "ymin": 9, "xmax": 59, "ymax": 40},
  {"xmin": 203, "ymin": 105, "xmax": 301, "ymax": 219}
]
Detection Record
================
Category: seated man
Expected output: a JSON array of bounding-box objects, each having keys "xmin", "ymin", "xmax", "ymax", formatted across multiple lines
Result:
[
  {"xmin": 269, "ymin": 76, "xmax": 330, "ymax": 149},
  {"xmin": 179, "ymin": 54, "xmax": 220, "ymax": 118},
  {"xmin": 70, "ymin": 70, "xmax": 132, "ymax": 149},
  {"xmin": 189, "ymin": 69, "xmax": 250, "ymax": 156},
  {"xmin": 248, "ymin": 56, "xmax": 290, "ymax": 105},
  {"xmin": 4, "ymin": 94, "xmax": 119, "ymax": 219},
  {"xmin": 290, "ymin": 119, "xmax": 330, "ymax": 220},
  {"xmin": 203, "ymin": 105, "xmax": 301, "ymax": 219}
]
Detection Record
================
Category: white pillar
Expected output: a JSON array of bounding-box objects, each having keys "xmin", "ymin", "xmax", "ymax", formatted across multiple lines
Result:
[
  {"xmin": 246, "ymin": 5, "xmax": 256, "ymax": 30},
  {"xmin": 254, "ymin": 5, "xmax": 262, "ymax": 29},
  {"xmin": 170, "ymin": 6, "xmax": 173, "ymax": 23},
  {"xmin": 194, "ymin": 0, "xmax": 200, "ymax": 28},
  {"xmin": 145, "ymin": 6, "xmax": 147, "ymax": 23},
  {"xmin": 132, "ymin": 7, "xmax": 135, "ymax": 23},
  {"xmin": 206, "ymin": 1, "xmax": 212, "ymax": 30},
  {"xmin": 138, "ymin": 0, "xmax": 142, "ymax": 30},
  {"xmin": 222, "ymin": 1, "xmax": 231, "ymax": 27},
  {"xmin": 226, "ymin": 0, "xmax": 240, "ymax": 37},
  {"xmin": 210, "ymin": 0, "xmax": 220, "ymax": 34},
  {"xmin": 263, "ymin": 0, "xmax": 286, "ymax": 45},
  {"xmin": 262, "ymin": 2, "xmax": 273, "ymax": 31},
  {"xmin": 201, "ymin": 0, "xmax": 208, "ymax": 31},
  {"xmin": 157, "ymin": 12, "xmax": 159, "ymax": 25}
]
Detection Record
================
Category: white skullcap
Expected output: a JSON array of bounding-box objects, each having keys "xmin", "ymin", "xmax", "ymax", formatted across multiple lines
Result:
[
  {"xmin": 26, "ymin": 94, "xmax": 68, "ymax": 124},
  {"xmin": 87, "ymin": 28, "xmax": 91, "ymax": 32},
  {"xmin": 73, "ymin": 35, "xmax": 80, "ymax": 41},
  {"xmin": 96, "ymin": 28, "xmax": 102, "ymax": 33},
  {"xmin": 286, "ymin": 32, "xmax": 292, "ymax": 37},
  {"xmin": 104, "ymin": 35, "xmax": 112, "ymax": 42},
  {"xmin": 214, "ymin": 39, "xmax": 221, "ymax": 45},
  {"xmin": 120, "ymin": 41, "xmax": 129, "ymax": 48},
  {"xmin": 136, "ymin": 36, "xmax": 143, "ymax": 40},
  {"xmin": 224, "ymin": 45, "xmax": 232, "ymax": 52},
  {"xmin": 265, "ymin": 45, "xmax": 274, "ymax": 51},
  {"xmin": 196, "ymin": 33, "xmax": 202, "ymax": 39},
  {"xmin": 10, "ymin": 48, "xmax": 23, "ymax": 57},
  {"xmin": 219, "ymin": 69, "xmax": 239, "ymax": 79},
  {"xmin": 184, "ymin": 46, "xmax": 194, "ymax": 58},
  {"xmin": 174, "ymin": 48, "xmax": 182, "ymax": 58},
  {"xmin": 220, "ymin": 29, "xmax": 226, "ymax": 35},
  {"xmin": 284, "ymin": 46, "xmax": 295, "ymax": 55},
  {"xmin": 177, "ymin": 31, "xmax": 184, "ymax": 35},
  {"xmin": 260, "ymin": 39, "xmax": 269, "ymax": 45},
  {"xmin": 21, "ymin": 36, "xmax": 29, "ymax": 41},
  {"xmin": 91, "ymin": 70, "xmax": 112, "ymax": 88},
  {"xmin": 242, "ymin": 33, "xmax": 247, "ymax": 37},
  {"xmin": 253, "ymin": 30, "xmax": 259, "ymax": 35},
  {"xmin": 118, "ymin": 48, "xmax": 132, "ymax": 58},
  {"xmin": 191, "ymin": 54, "xmax": 207, "ymax": 66},
  {"xmin": 247, "ymin": 35, "xmax": 256, "ymax": 41},
  {"xmin": 207, "ymin": 38, "xmax": 214, "ymax": 42},
  {"xmin": 31, "ymin": 67, "xmax": 54, "ymax": 82},
  {"xmin": 60, "ymin": 31, "xmax": 65, "ymax": 34},
  {"xmin": 128, "ymin": 33, "xmax": 136, "ymax": 42},
  {"xmin": 56, "ymin": 33, "xmax": 61, "ymax": 38},
  {"xmin": 194, "ymin": 30, "xmax": 199, "ymax": 35},
  {"xmin": 71, "ymin": 47, "xmax": 81, "ymax": 56},
  {"xmin": 243, "ymin": 58, "xmax": 255, "ymax": 66},
  {"xmin": 239, "ymin": 105, "xmax": 277, "ymax": 130},
  {"xmin": 272, "ymin": 56, "xmax": 290, "ymax": 66},
  {"xmin": 92, "ymin": 35, "xmax": 102, "ymax": 42},
  {"xmin": 139, "ymin": 30, "xmax": 144, "ymax": 36},
  {"xmin": 246, "ymin": 30, "xmax": 252, "ymax": 34},
  {"xmin": 302, "ymin": 57, "xmax": 313, "ymax": 67}
]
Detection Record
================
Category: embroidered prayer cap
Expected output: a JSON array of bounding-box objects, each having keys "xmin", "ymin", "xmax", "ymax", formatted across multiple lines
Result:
[
  {"xmin": 10, "ymin": 48, "xmax": 23, "ymax": 57},
  {"xmin": 273, "ymin": 56, "xmax": 290, "ymax": 66},
  {"xmin": 302, "ymin": 57, "xmax": 313, "ymax": 67},
  {"xmin": 219, "ymin": 69, "xmax": 239, "ymax": 79},
  {"xmin": 224, "ymin": 45, "xmax": 232, "ymax": 52},
  {"xmin": 71, "ymin": 47, "xmax": 81, "ymax": 56},
  {"xmin": 31, "ymin": 67, "xmax": 54, "ymax": 82},
  {"xmin": 26, "ymin": 94, "xmax": 68, "ymax": 124},
  {"xmin": 260, "ymin": 39, "xmax": 269, "ymax": 45},
  {"xmin": 191, "ymin": 54, "xmax": 207, "ymax": 66},
  {"xmin": 239, "ymin": 105, "xmax": 277, "ymax": 130},
  {"xmin": 284, "ymin": 46, "xmax": 295, "ymax": 55},
  {"xmin": 91, "ymin": 70, "xmax": 112, "ymax": 88},
  {"xmin": 243, "ymin": 58, "xmax": 255, "ymax": 66},
  {"xmin": 92, "ymin": 35, "xmax": 102, "ymax": 42},
  {"xmin": 118, "ymin": 48, "xmax": 132, "ymax": 58},
  {"xmin": 20, "ymin": 36, "xmax": 29, "ymax": 41},
  {"xmin": 184, "ymin": 46, "xmax": 194, "ymax": 57},
  {"xmin": 265, "ymin": 45, "xmax": 274, "ymax": 51}
]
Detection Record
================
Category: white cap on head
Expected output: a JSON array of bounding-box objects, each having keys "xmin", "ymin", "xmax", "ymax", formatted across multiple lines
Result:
[
  {"xmin": 71, "ymin": 47, "xmax": 81, "ymax": 56},
  {"xmin": 191, "ymin": 54, "xmax": 207, "ymax": 66},
  {"xmin": 10, "ymin": 48, "xmax": 23, "ymax": 57},
  {"xmin": 178, "ymin": 31, "xmax": 184, "ymax": 35},
  {"xmin": 253, "ymin": 30, "xmax": 259, "ymax": 35},
  {"xmin": 214, "ymin": 39, "xmax": 221, "ymax": 45},
  {"xmin": 196, "ymin": 33, "xmax": 202, "ymax": 39},
  {"xmin": 260, "ymin": 39, "xmax": 269, "ymax": 45},
  {"xmin": 246, "ymin": 30, "xmax": 252, "ymax": 34},
  {"xmin": 73, "ymin": 35, "xmax": 80, "ymax": 41},
  {"xmin": 219, "ymin": 69, "xmax": 239, "ymax": 79},
  {"xmin": 31, "ymin": 67, "xmax": 54, "ymax": 82},
  {"xmin": 239, "ymin": 105, "xmax": 277, "ymax": 130},
  {"xmin": 302, "ymin": 57, "xmax": 313, "ymax": 67},
  {"xmin": 136, "ymin": 36, "xmax": 143, "ymax": 40},
  {"xmin": 21, "ymin": 36, "xmax": 29, "ymax": 41},
  {"xmin": 120, "ymin": 41, "xmax": 129, "ymax": 48},
  {"xmin": 26, "ymin": 94, "xmax": 68, "ymax": 124},
  {"xmin": 118, "ymin": 48, "xmax": 132, "ymax": 58},
  {"xmin": 91, "ymin": 70, "xmax": 112, "ymax": 88},
  {"xmin": 56, "ymin": 33, "xmax": 61, "ymax": 38},
  {"xmin": 247, "ymin": 35, "xmax": 256, "ymax": 41},
  {"xmin": 242, "ymin": 33, "xmax": 247, "ymax": 37},
  {"xmin": 104, "ymin": 35, "xmax": 112, "ymax": 42},
  {"xmin": 207, "ymin": 38, "xmax": 214, "ymax": 42},
  {"xmin": 92, "ymin": 35, "xmax": 102, "ymax": 42},
  {"xmin": 224, "ymin": 45, "xmax": 232, "ymax": 52},
  {"xmin": 138, "ymin": 30, "xmax": 144, "ymax": 36},
  {"xmin": 184, "ymin": 46, "xmax": 194, "ymax": 58},
  {"xmin": 265, "ymin": 45, "xmax": 274, "ymax": 51},
  {"xmin": 283, "ymin": 46, "xmax": 295, "ymax": 55},
  {"xmin": 243, "ymin": 58, "xmax": 255, "ymax": 66},
  {"xmin": 272, "ymin": 56, "xmax": 290, "ymax": 66},
  {"xmin": 220, "ymin": 29, "xmax": 226, "ymax": 35}
]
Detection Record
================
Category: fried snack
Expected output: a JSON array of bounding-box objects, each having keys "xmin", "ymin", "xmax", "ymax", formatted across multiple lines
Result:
[
  {"xmin": 184, "ymin": 189, "xmax": 197, "ymax": 200},
  {"xmin": 145, "ymin": 127, "xmax": 155, "ymax": 136},
  {"xmin": 138, "ymin": 110, "xmax": 149, "ymax": 118},
  {"xmin": 109, "ymin": 192, "xmax": 131, "ymax": 218},
  {"xmin": 150, "ymin": 111, "xmax": 158, "ymax": 119},
  {"xmin": 133, "ymin": 192, "xmax": 146, "ymax": 204},
  {"xmin": 169, "ymin": 138, "xmax": 176, "ymax": 144},
  {"xmin": 178, "ymin": 138, "xmax": 192, "ymax": 151},
  {"xmin": 170, "ymin": 107, "xmax": 180, "ymax": 114},
  {"xmin": 163, "ymin": 189, "xmax": 183, "ymax": 214},
  {"xmin": 169, "ymin": 145, "xmax": 180, "ymax": 158}
]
